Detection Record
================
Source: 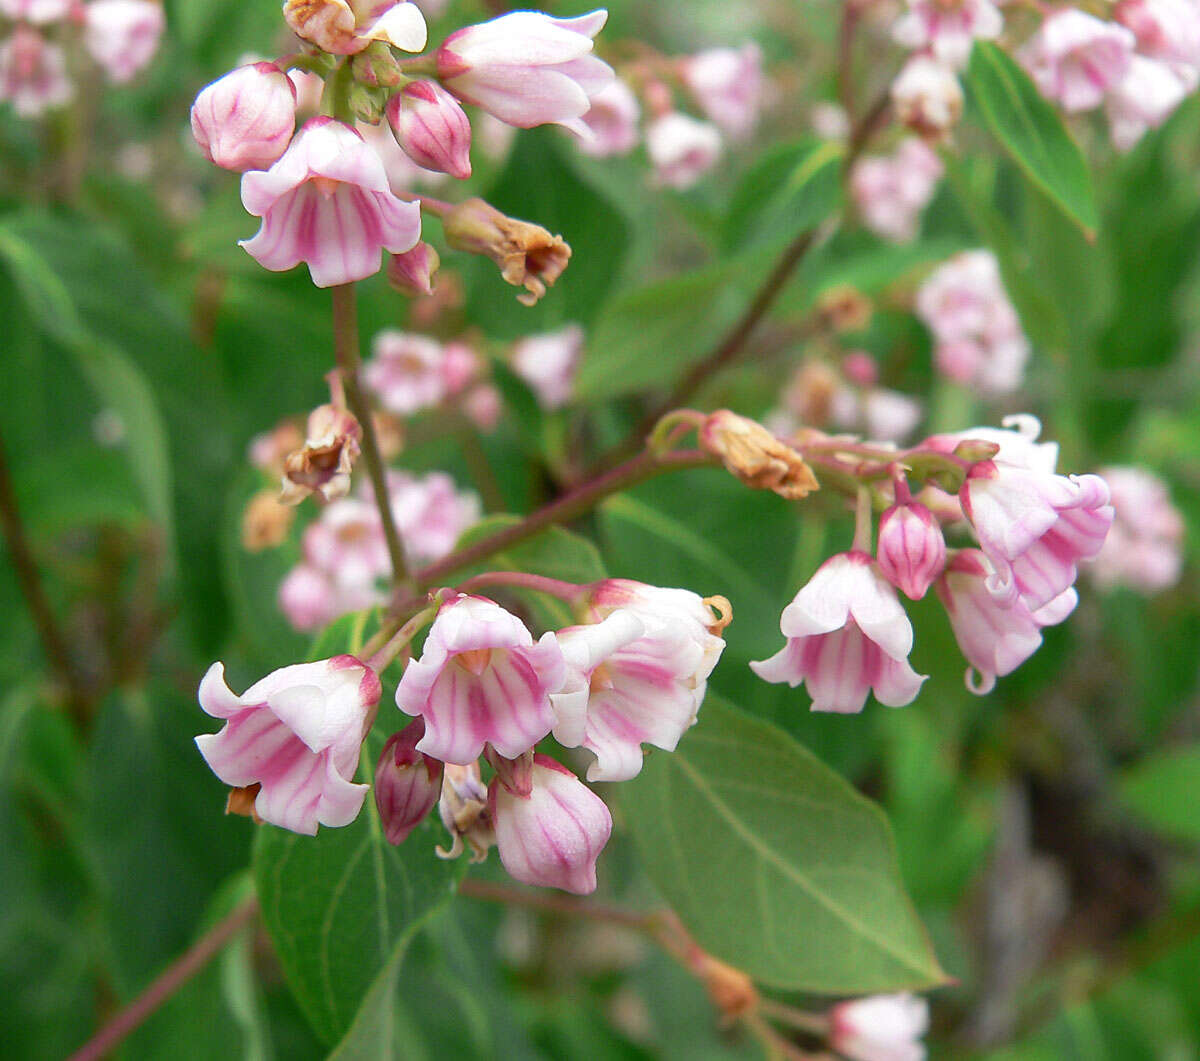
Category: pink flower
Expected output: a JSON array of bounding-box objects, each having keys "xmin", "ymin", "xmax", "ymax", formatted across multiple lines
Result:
[
  {"xmin": 0, "ymin": 0, "xmax": 71, "ymax": 24},
  {"xmin": 490, "ymin": 755, "xmax": 612, "ymax": 894},
  {"xmin": 387, "ymin": 241, "xmax": 440, "ymax": 296},
  {"xmin": 927, "ymin": 413, "xmax": 1059, "ymax": 474},
  {"xmin": 578, "ymin": 76, "xmax": 641, "ymax": 157},
  {"xmin": 302, "ymin": 497, "xmax": 390, "ymax": 586},
  {"xmin": 83, "ymin": 0, "xmax": 164, "ymax": 84},
  {"xmin": 441, "ymin": 341, "xmax": 481, "ymax": 395},
  {"xmin": 375, "ymin": 718, "xmax": 444, "ymax": 845},
  {"xmin": 935, "ymin": 549, "xmax": 1073, "ymax": 694},
  {"xmin": 363, "ymin": 330, "xmax": 449, "ymax": 415},
  {"xmin": 961, "ymin": 456, "xmax": 1113, "ymax": 612},
  {"xmin": 283, "ymin": 0, "xmax": 427, "ymax": 57},
  {"xmin": 278, "ymin": 561, "xmax": 383, "ymax": 633},
  {"xmin": 1019, "ymin": 10, "xmax": 1135, "ymax": 112},
  {"xmin": 356, "ymin": 116, "xmax": 448, "ymax": 195},
  {"xmin": 645, "ymin": 111, "xmax": 723, "ymax": 189},
  {"xmin": 191, "ymin": 62, "xmax": 297, "ymax": 173},
  {"xmin": 1105, "ymin": 56, "xmax": 1188, "ymax": 151},
  {"xmin": 288, "ymin": 68, "xmax": 325, "ymax": 116},
  {"xmin": 462, "ymin": 383, "xmax": 502, "ymax": 432},
  {"xmin": 681, "ymin": 43, "xmax": 763, "ymax": 140},
  {"xmin": 510, "ymin": 324, "xmax": 584, "ymax": 410},
  {"xmin": 383, "ymin": 470, "xmax": 481, "ymax": 564},
  {"xmin": 850, "ymin": 138, "xmax": 943, "ymax": 243},
  {"xmin": 828, "ymin": 385, "xmax": 924, "ymax": 443},
  {"xmin": 893, "ymin": 0, "xmax": 1004, "ymax": 69},
  {"xmin": 829, "ymin": 993, "xmax": 929, "ymax": 1061},
  {"xmin": 877, "ymin": 501, "xmax": 946, "ymax": 600},
  {"xmin": 195, "ymin": 656, "xmax": 381, "ymax": 835},
  {"xmin": 891, "ymin": 55, "xmax": 963, "ymax": 140},
  {"xmin": 385, "ymin": 79, "xmax": 472, "ymax": 179},
  {"xmin": 0, "ymin": 24, "xmax": 71, "ymax": 117},
  {"xmin": 553, "ymin": 582, "xmax": 727, "ymax": 781},
  {"xmin": 395, "ymin": 594, "xmax": 566, "ymax": 763},
  {"xmin": 240, "ymin": 117, "xmax": 422, "ymax": 287},
  {"xmin": 436, "ymin": 9, "xmax": 613, "ymax": 133},
  {"xmin": 1090, "ymin": 465, "xmax": 1184, "ymax": 592},
  {"xmin": 1115, "ymin": 0, "xmax": 1200, "ymax": 67},
  {"xmin": 751, "ymin": 552, "xmax": 927, "ymax": 713}
]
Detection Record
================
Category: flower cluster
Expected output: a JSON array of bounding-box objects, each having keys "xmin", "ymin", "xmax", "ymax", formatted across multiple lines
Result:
[
  {"xmin": 915, "ymin": 250, "xmax": 1031, "ymax": 395},
  {"xmin": 189, "ymin": 5, "xmax": 613, "ymax": 288},
  {"xmin": 756, "ymin": 416, "xmax": 1113, "ymax": 706},
  {"xmin": 0, "ymin": 0, "xmax": 162, "ymax": 117},
  {"xmin": 850, "ymin": 138, "xmax": 944, "ymax": 243},
  {"xmin": 197, "ymin": 580, "xmax": 730, "ymax": 893}
]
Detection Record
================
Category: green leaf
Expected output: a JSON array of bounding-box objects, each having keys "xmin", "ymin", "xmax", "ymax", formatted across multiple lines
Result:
[
  {"xmin": 621, "ymin": 695, "xmax": 946, "ymax": 993},
  {"xmin": 966, "ymin": 41, "xmax": 1099, "ymax": 237},
  {"xmin": 1119, "ymin": 747, "xmax": 1200, "ymax": 842}
]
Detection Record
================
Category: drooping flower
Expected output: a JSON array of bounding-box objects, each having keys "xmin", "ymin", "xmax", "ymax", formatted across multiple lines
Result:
[
  {"xmin": 375, "ymin": 718, "xmax": 444, "ymax": 845},
  {"xmin": 279, "ymin": 402, "xmax": 362, "ymax": 505},
  {"xmin": 195, "ymin": 656, "xmax": 381, "ymax": 834},
  {"xmin": 240, "ymin": 117, "xmax": 422, "ymax": 287},
  {"xmin": 1089, "ymin": 465, "xmax": 1184, "ymax": 593},
  {"xmin": 490, "ymin": 755, "xmax": 613, "ymax": 894},
  {"xmin": 436, "ymin": 9, "xmax": 613, "ymax": 133},
  {"xmin": 283, "ymin": 0, "xmax": 427, "ymax": 56},
  {"xmin": 1018, "ymin": 10, "xmax": 1135, "ymax": 112},
  {"xmin": 362, "ymin": 330, "xmax": 450, "ymax": 415},
  {"xmin": 385, "ymin": 79, "xmax": 472, "ymax": 179},
  {"xmin": 395, "ymin": 594, "xmax": 566, "ymax": 764},
  {"xmin": 645, "ymin": 111, "xmax": 723, "ymax": 189},
  {"xmin": 877, "ymin": 500, "xmax": 946, "ymax": 601},
  {"xmin": 83, "ymin": 0, "xmax": 165, "ymax": 84},
  {"xmin": 578, "ymin": 76, "xmax": 640, "ymax": 156},
  {"xmin": 829, "ymin": 993, "xmax": 930, "ymax": 1061},
  {"xmin": 893, "ymin": 0, "xmax": 1004, "ymax": 69},
  {"xmin": 0, "ymin": 24, "xmax": 71, "ymax": 117},
  {"xmin": 850, "ymin": 138, "xmax": 943, "ymax": 243},
  {"xmin": 510, "ymin": 324, "xmax": 584, "ymax": 410},
  {"xmin": 681, "ymin": 43, "xmax": 764, "ymax": 139},
  {"xmin": 1105, "ymin": 55, "xmax": 1189, "ymax": 152},
  {"xmin": 751, "ymin": 552, "xmax": 927, "ymax": 713},
  {"xmin": 191, "ymin": 62, "xmax": 297, "ymax": 173},
  {"xmin": 381, "ymin": 470, "xmax": 481, "ymax": 564}
]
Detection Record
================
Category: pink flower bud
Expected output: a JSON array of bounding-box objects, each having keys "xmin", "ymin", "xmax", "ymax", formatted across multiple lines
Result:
[
  {"xmin": 375, "ymin": 718, "xmax": 444, "ymax": 845},
  {"xmin": 385, "ymin": 79, "xmax": 472, "ymax": 179},
  {"xmin": 842, "ymin": 350, "xmax": 879, "ymax": 388},
  {"xmin": 877, "ymin": 501, "xmax": 946, "ymax": 601},
  {"xmin": 387, "ymin": 241, "xmax": 440, "ymax": 296},
  {"xmin": 462, "ymin": 383, "xmax": 502, "ymax": 432},
  {"xmin": 191, "ymin": 63, "xmax": 297, "ymax": 173},
  {"xmin": 0, "ymin": 24, "xmax": 72, "ymax": 118},
  {"xmin": 829, "ymin": 993, "xmax": 929, "ymax": 1061},
  {"xmin": 83, "ymin": 0, "xmax": 164, "ymax": 84},
  {"xmin": 489, "ymin": 755, "xmax": 612, "ymax": 894}
]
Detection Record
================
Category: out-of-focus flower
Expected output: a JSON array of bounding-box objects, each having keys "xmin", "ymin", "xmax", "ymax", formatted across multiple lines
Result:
[
  {"xmin": 752, "ymin": 552, "xmax": 927, "ymax": 713},
  {"xmin": 811, "ymin": 100, "xmax": 850, "ymax": 139},
  {"xmin": 893, "ymin": 0, "xmax": 1003, "ymax": 68},
  {"xmin": 681, "ymin": 43, "xmax": 763, "ymax": 139},
  {"xmin": 490, "ymin": 755, "xmax": 612, "ymax": 894},
  {"xmin": 241, "ymin": 488, "xmax": 296, "ymax": 551},
  {"xmin": 363, "ymin": 330, "xmax": 449, "ymax": 415},
  {"xmin": 375, "ymin": 718, "xmax": 444, "ymax": 845},
  {"xmin": 83, "ymin": 0, "xmax": 165, "ymax": 84},
  {"xmin": 463, "ymin": 382, "xmax": 502, "ymax": 432},
  {"xmin": 280, "ymin": 402, "xmax": 362, "ymax": 505},
  {"xmin": 645, "ymin": 111, "xmax": 723, "ymax": 189},
  {"xmin": 0, "ymin": 0, "xmax": 72, "ymax": 24},
  {"xmin": 382, "ymin": 470, "xmax": 480, "ymax": 564},
  {"xmin": 283, "ymin": 0, "xmax": 427, "ymax": 56},
  {"xmin": 891, "ymin": 55, "xmax": 963, "ymax": 140},
  {"xmin": 1105, "ymin": 55, "xmax": 1188, "ymax": 151},
  {"xmin": 278, "ymin": 561, "xmax": 383, "ymax": 632},
  {"xmin": 240, "ymin": 117, "xmax": 422, "ymax": 287},
  {"xmin": 195, "ymin": 656, "xmax": 380, "ymax": 834},
  {"xmin": 1090, "ymin": 465, "xmax": 1184, "ymax": 592},
  {"xmin": 0, "ymin": 25, "xmax": 71, "ymax": 117},
  {"xmin": 850, "ymin": 137, "xmax": 943, "ymax": 243},
  {"xmin": 578, "ymin": 76, "xmax": 641, "ymax": 157},
  {"xmin": 395, "ymin": 594, "xmax": 566, "ymax": 764},
  {"xmin": 1019, "ymin": 9, "xmax": 1135, "ymax": 112},
  {"xmin": 1116, "ymin": 0, "xmax": 1200, "ymax": 66},
  {"xmin": 386, "ymin": 79, "xmax": 472, "ymax": 179},
  {"xmin": 437, "ymin": 9, "xmax": 613, "ymax": 133},
  {"xmin": 191, "ymin": 62, "xmax": 297, "ymax": 173},
  {"xmin": 510, "ymin": 324, "xmax": 584, "ymax": 410},
  {"xmin": 877, "ymin": 500, "xmax": 946, "ymax": 600},
  {"xmin": 829, "ymin": 993, "xmax": 930, "ymax": 1061}
]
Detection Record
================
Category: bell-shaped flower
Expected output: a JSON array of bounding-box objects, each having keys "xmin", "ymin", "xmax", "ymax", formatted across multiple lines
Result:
[
  {"xmin": 490, "ymin": 755, "xmax": 612, "ymax": 894},
  {"xmin": 849, "ymin": 137, "xmax": 943, "ymax": 243},
  {"xmin": 893, "ymin": 0, "xmax": 1003, "ymax": 69},
  {"xmin": 375, "ymin": 718, "xmax": 444, "ymax": 845},
  {"xmin": 283, "ymin": 0, "xmax": 427, "ymax": 56},
  {"xmin": 891, "ymin": 55, "xmax": 963, "ymax": 140},
  {"xmin": 436, "ymin": 9, "xmax": 613, "ymax": 133},
  {"xmin": 1116, "ymin": 0, "xmax": 1200, "ymax": 66},
  {"xmin": 1018, "ymin": 10, "xmax": 1135, "ymax": 112},
  {"xmin": 381, "ymin": 470, "xmax": 481, "ymax": 564},
  {"xmin": 191, "ymin": 62, "xmax": 297, "ymax": 173},
  {"xmin": 578, "ymin": 77, "xmax": 640, "ymax": 157},
  {"xmin": 877, "ymin": 501, "xmax": 946, "ymax": 601},
  {"xmin": 83, "ymin": 0, "xmax": 165, "ymax": 84},
  {"xmin": 195, "ymin": 656, "xmax": 381, "ymax": 835},
  {"xmin": 363, "ymin": 330, "xmax": 449, "ymax": 415},
  {"xmin": 240, "ymin": 117, "xmax": 422, "ymax": 287},
  {"xmin": 387, "ymin": 241, "xmax": 440, "ymax": 296},
  {"xmin": 510, "ymin": 324, "xmax": 584, "ymax": 410},
  {"xmin": 681, "ymin": 43, "xmax": 763, "ymax": 139},
  {"xmin": 385, "ymin": 80, "xmax": 472, "ymax": 179},
  {"xmin": 751, "ymin": 552, "xmax": 927, "ymax": 714},
  {"xmin": 645, "ymin": 111, "xmax": 723, "ymax": 190},
  {"xmin": 1090, "ymin": 465, "xmax": 1184, "ymax": 593},
  {"xmin": 395, "ymin": 594, "xmax": 566, "ymax": 764},
  {"xmin": 0, "ymin": 24, "xmax": 71, "ymax": 117},
  {"xmin": 1105, "ymin": 55, "xmax": 1188, "ymax": 152},
  {"xmin": 829, "ymin": 993, "xmax": 929, "ymax": 1061}
]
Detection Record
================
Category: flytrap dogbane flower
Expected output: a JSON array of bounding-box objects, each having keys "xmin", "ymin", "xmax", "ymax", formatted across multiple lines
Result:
[
  {"xmin": 829, "ymin": 993, "xmax": 930, "ymax": 1061},
  {"xmin": 850, "ymin": 137, "xmax": 943, "ymax": 243},
  {"xmin": 191, "ymin": 62, "xmax": 297, "ymax": 173},
  {"xmin": 395, "ymin": 594, "xmax": 567, "ymax": 764},
  {"xmin": 436, "ymin": 9, "xmax": 613, "ymax": 133},
  {"xmin": 0, "ymin": 0, "xmax": 72, "ymax": 22},
  {"xmin": 387, "ymin": 241, "xmax": 440, "ymax": 296},
  {"xmin": 877, "ymin": 499, "xmax": 946, "ymax": 601},
  {"xmin": 240, "ymin": 117, "xmax": 422, "ymax": 287},
  {"xmin": 1090, "ymin": 465, "xmax": 1184, "ymax": 593},
  {"xmin": 363, "ymin": 330, "xmax": 450, "ymax": 415},
  {"xmin": 437, "ymin": 761, "xmax": 494, "ymax": 861},
  {"xmin": 752, "ymin": 552, "xmax": 928, "ymax": 714},
  {"xmin": 1105, "ymin": 56, "xmax": 1189, "ymax": 151},
  {"xmin": 283, "ymin": 0, "xmax": 427, "ymax": 56},
  {"xmin": 645, "ymin": 111, "xmax": 723, "ymax": 190},
  {"xmin": 385, "ymin": 80, "xmax": 472, "ymax": 179},
  {"xmin": 490, "ymin": 755, "xmax": 613, "ymax": 894},
  {"xmin": 279, "ymin": 401, "xmax": 362, "ymax": 504},
  {"xmin": 1116, "ymin": 0, "xmax": 1200, "ymax": 67},
  {"xmin": 379, "ymin": 469, "xmax": 481, "ymax": 564},
  {"xmin": 891, "ymin": 55, "xmax": 963, "ymax": 140},
  {"xmin": 510, "ymin": 324, "xmax": 584, "ymax": 411},
  {"xmin": 681, "ymin": 43, "xmax": 764, "ymax": 140},
  {"xmin": 1018, "ymin": 9, "xmax": 1135, "ymax": 112},
  {"xmin": 578, "ymin": 76, "xmax": 640, "ymax": 157},
  {"xmin": 0, "ymin": 24, "xmax": 71, "ymax": 117},
  {"xmin": 83, "ymin": 0, "xmax": 165, "ymax": 84},
  {"xmin": 375, "ymin": 718, "xmax": 444, "ymax": 845},
  {"xmin": 893, "ymin": 0, "xmax": 1003, "ymax": 69},
  {"xmin": 195, "ymin": 656, "xmax": 381, "ymax": 834}
]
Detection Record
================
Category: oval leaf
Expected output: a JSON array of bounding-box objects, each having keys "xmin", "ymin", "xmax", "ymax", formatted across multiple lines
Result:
[{"xmin": 1119, "ymin": 746, "xmax": 1200, "ymax": 842}]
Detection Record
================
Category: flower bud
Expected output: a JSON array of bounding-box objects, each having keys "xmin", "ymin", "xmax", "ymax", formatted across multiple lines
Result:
[
  {"xmin": 191, "ymin": 63, "xmax": 297, "ymax": 173},
  {"xmin": 386, "ymin": 79, "xmax": 472, "ymax": 179},
  {"xmin": 699, "ymin": 410, "xmax": 819, "ymax": 501},
  {"xmin": 241, "ymin": 488, "xmax": 296, "ymax": 551},
  {"xmin": 890, "ymin": 55, "xmax": 963, "ymax": 140},
  {"xmin": 375, "ymin": 718, "xmax": 444, "ymax": 845},
  {"xmin": 387, "ymin": 242, "xmax": 440, "ymax": 296},
  {"xmin": 442, "ymin": 197, "xmax": 571, "ymax": 306},
  {"xmin": 876, "ymin": 501, "xmax": 946, "ymax": 600}
]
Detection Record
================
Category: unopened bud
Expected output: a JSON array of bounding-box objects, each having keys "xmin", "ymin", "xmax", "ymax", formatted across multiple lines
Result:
[
  {"xmin": 842, "ymin": 350, "xmax": 879, "ymax": 388},
  {"xmin": 351, "ymin": 40, "xmax": 405, "ymax": 88},
  {"xmin": 891, "ymin": 55, "xmax": 963, "ymax": 140},
  {"xmin": 691, "ymin": 951, "xmax": 759, "ymax": 1021},
  {"xmin": 280, "ymin": 403, "xmax": 362, "ymax": 505},
  {"xmin": 386, "ymin": 79, "xmax": 472, "ymax": 179},
  {"xmin": 876, "ymin": 501, "xmax": 946, "ymax": 600},
  {"xmin": 484, "ymin": 746, "xmax": 533, "ymax": 797},
  {"xmin": 952, "ymin": 439, "xmax": 1002, "ymax": 462},
  {"xmin": 190, "ymin": 62, "xmax": 297, "ymax": 173},
  {"xmin": 241, "ymin": 488, "xmax": 296, "ymax": 551},
  {"xmin": 387, "ymin": 241, "xmax": 440, "ymax": 296},
  {"xmin": 375, "ymin": 719, "xmax": 444, "ymax": 845},
  {"xmin": 700, "ymin": 410, "xmax": 819, "ymax": 501},
  {"xmin": 442, "ymin": 197, "xmax": 571, "ymax": 307},
  {"xmin": 348, "ymin": 82, "xmax": 389, "ymax": 124}
]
